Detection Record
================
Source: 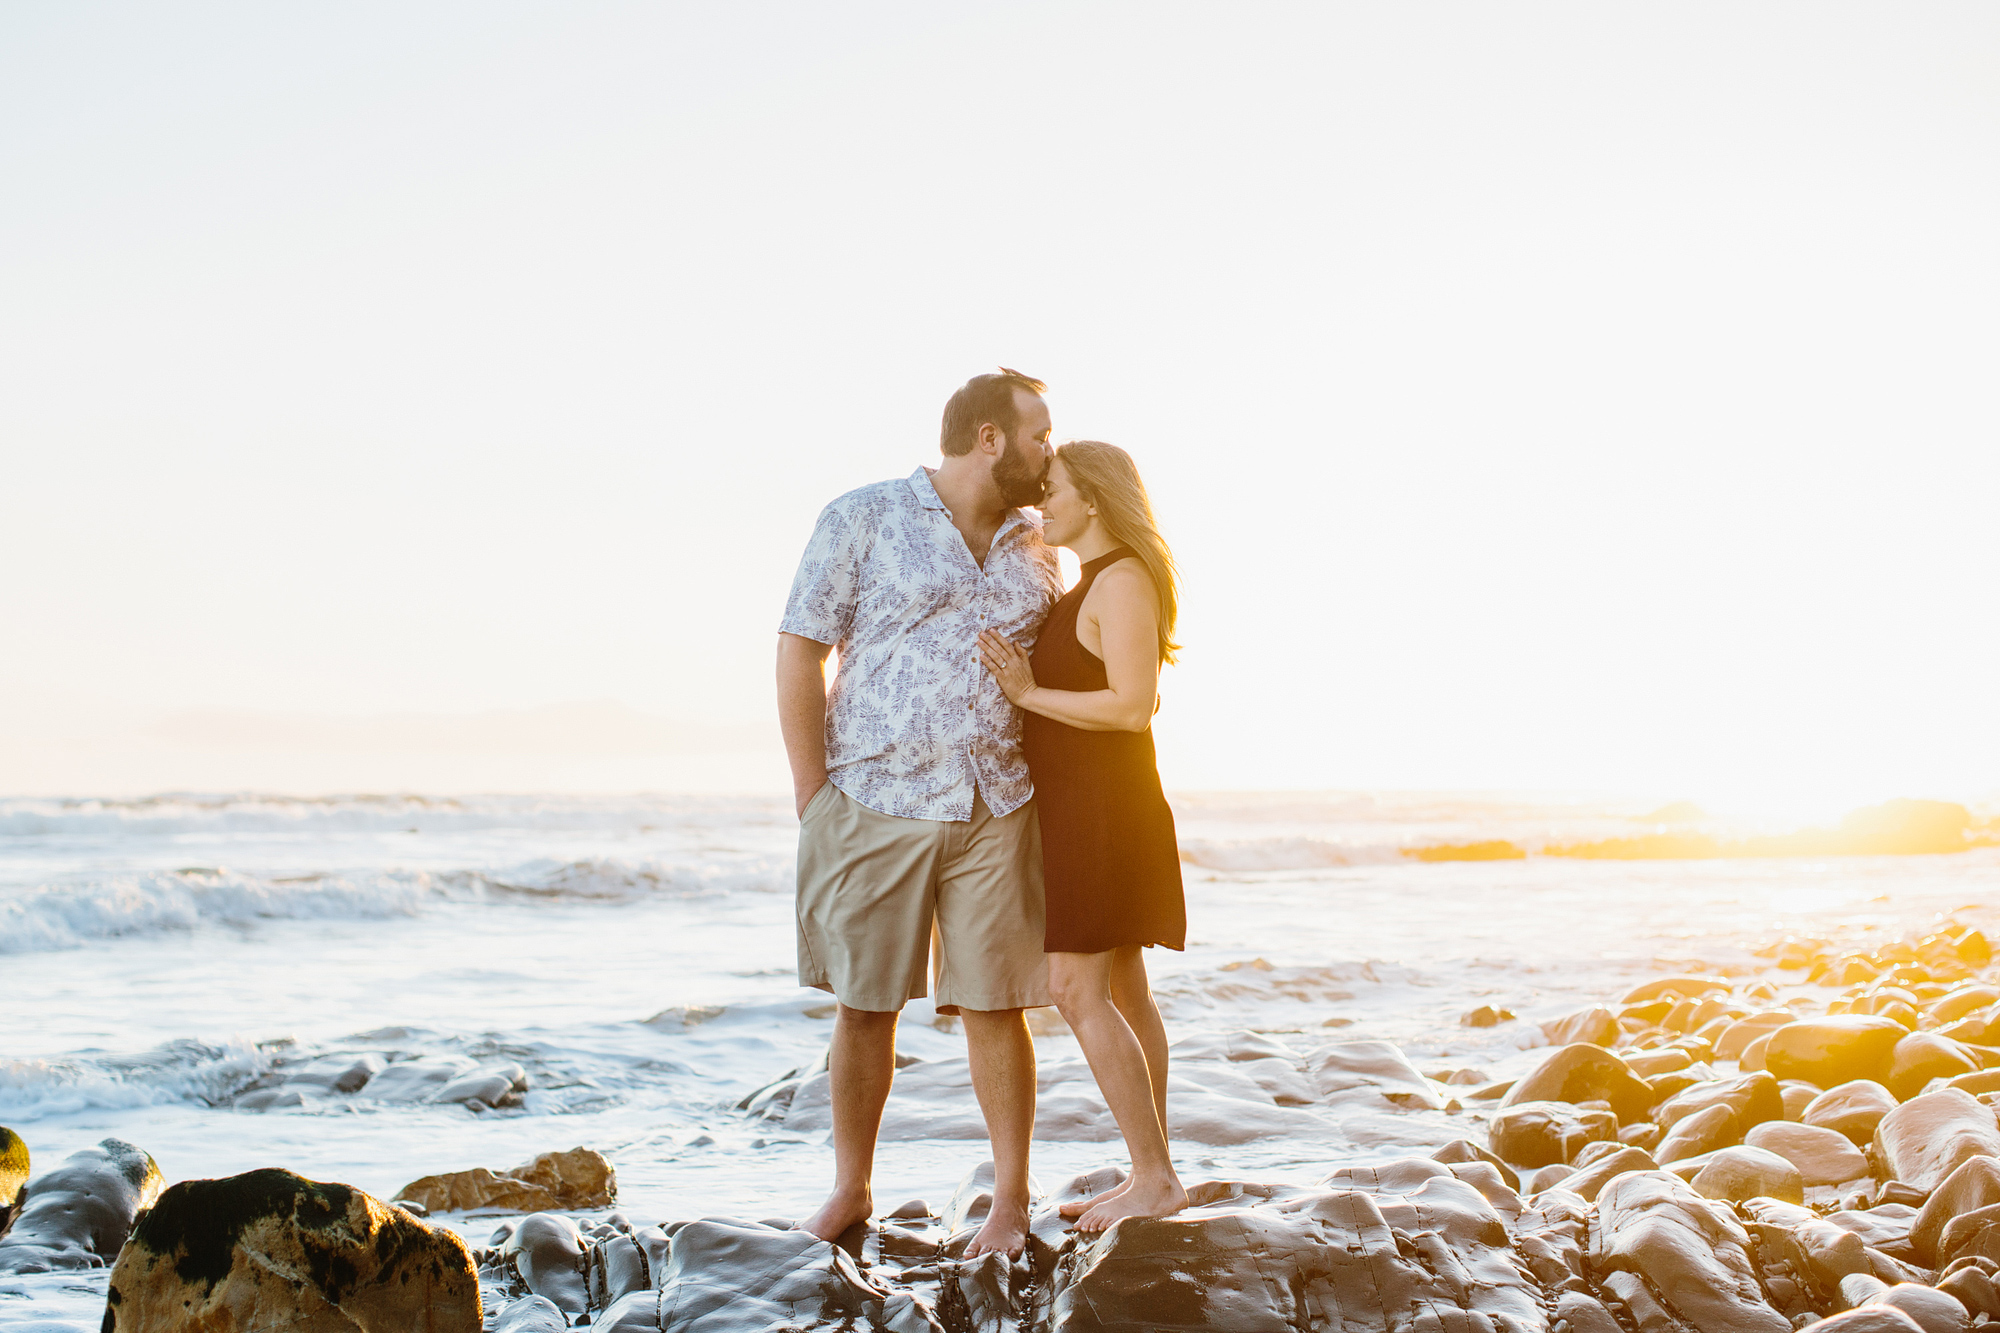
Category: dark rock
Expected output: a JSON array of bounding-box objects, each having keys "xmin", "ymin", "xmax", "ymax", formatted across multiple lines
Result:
[
  {"xmin": 1501, "ymin": 1043, "xmax": 1656, "ymax": 1123},
  {"xmin": 0, "ymin": 1138, "xmax": 163, "ymax": 1274},
  {"xmin": 1808, "ymin": 1080, "xmax": 1904, "ymax": 1145},
  {"xmin": 1876, "ymin": 1090, "xmax": 2000, "ymax": 1193},
  {"xmin": 1889, "ymin": 1033, "xmax": 1982, "ymax": 1102},
  {"xmin": 1766, "ymin": 1017, "xmax": 1908, "ymax": 1089},
  {"xmin": 1590, "ymin": 1170, "xmax": 1790, "ymax": 1332},
  {"xmin": 395, "ymin": 1146, "xmax": 616, "ymax": 1214},
  {"xmin": 1489, "ymin": 1101, "xmax": 1617, "ymax": 1168},
  {"xmin": 489, "ymin": 1294, "xmax": 567, "ymax": 1332},
  {"xmin": 1916, "ymin": 1158, "xmax": 2000, "ymax": 1264},
  {"xmin": 501, "ymin": 1212, "xmax": 589, "ymax": 1313},
  {"xmin": 0, "ymin": 1127, "xmax": 25, "ymax": 1231},
  {"xmin": 103, "ymin": 1167, "xmax": 478, "ymax": 1332}
]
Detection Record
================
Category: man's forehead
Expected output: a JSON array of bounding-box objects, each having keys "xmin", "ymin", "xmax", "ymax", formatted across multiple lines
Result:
[{"xmin": 1015, "ymin": 389, "xmax": 1052, "ymax": 430}]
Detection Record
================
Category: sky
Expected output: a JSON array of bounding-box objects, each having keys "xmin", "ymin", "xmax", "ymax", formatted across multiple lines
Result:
[{"xmin": 2, "ymin": 3, "xmax": 1996, "ymax": 811}]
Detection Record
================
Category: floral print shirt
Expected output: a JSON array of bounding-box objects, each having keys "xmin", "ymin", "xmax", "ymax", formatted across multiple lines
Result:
[{"xmin": 780, "ymin": 468, "xmax": 1064, "ymax": 821}]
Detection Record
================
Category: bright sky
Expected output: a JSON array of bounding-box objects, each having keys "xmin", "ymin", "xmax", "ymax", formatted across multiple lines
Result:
[{"xmin": 3, "ymin": 3, "xmax": 1996, "ymax": 809}]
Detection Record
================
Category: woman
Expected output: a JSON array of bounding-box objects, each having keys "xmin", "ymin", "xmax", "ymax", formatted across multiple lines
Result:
[{"xmin": 976, "ymin": 440, "xmax": 1188, "ymax": 1231}]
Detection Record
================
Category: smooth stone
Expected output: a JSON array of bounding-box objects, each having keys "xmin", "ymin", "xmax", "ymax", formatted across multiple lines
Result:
[
  {"xmin": 104, "ymin": 1168, "xmax": 478, "ymax": 1332},
  {"xmin": 1430, "ymin": 1137, "xmax": 1519, "ymax": 1190},
  {"xmin": 1624, "ymin": 1048, "xmax": 1694, "ymax": 1077},
  {"xmin": 1914, "ymin": 1157, "xmax": 2000, "ymax": 1264},
  {"xmin": 1542, "ymin": 1006, "xmax": 1620, "ymax": 1047},
  {"xmin": 0, "ymin": 1139, "xmax": 163, "ymax": 1274},
  {"xmin": 1551, "ymin": 1146, "xmax": 1661, "ymax": 1203},
  {"xmin": 1656, "ymin": 1071, "xmax": 1784, "ymax": 1134},
  {"xmin": 489, "ymin": 1295, "xmax": 567, "ymax": 1332},
  {"xmin": 1690, "ymin": 1145, "xmax": 1804, "ymax": 1204},
  {"xmin": 1875, "ymin": 1090, "xmax": 2000, "ymax": 1193},
  {"xmin": 0, "ymin": 1128, "xmax": 25, "ymax": 1230},
  {"xmin": 1739, "ymin": 1033, "xmax": 1773, "ymax": 1072},
  {"xmin": 1931, "ymin": 988, "xmax": 2000, "ymax": 1025},
  {"xmin": 1815, "ymin": 1308, "xmax": 1928, "ymax": 1332},
  {"xmin": 1656, "ymin": 1103, "xmax": 1742, "ymax": 1164},
  {"xmin": 1502, "ymin": 1043, "xmax": 1655, "ymax": 1123},
  {"xmin": 1526, "ymin": 1163, "xmax": 1572, "ymax": 1194},
  {"xmin": 395, "ymin": 1146, "xmax": 616, "ymax": 1214},
  {"xmin": 1766, "ymin": 1017, "xmax": 1908, "ymax": 1089},
  {"xmin": 1622, "ymin": 976, "xmax": 1731, "ymax": 1004},
  {"xmin": 431, "ymin": 1063, "xmax": 529, "ymax": 1109},
  {"xmin": 1865, "ymin": 1283, "xmax": 1971, "ymax": 1333},
  {"xmin": 1783, "ymin": 1082, "xmax": 1820, "ymax": 1120},
  {"xmin": 1716, "ymin": 1012, "xmax": 1797, "ymax": 1060},
  {"xmin": 1489, "ymin": 1101, "xmax": 1617, "ymax": 1169},
  {"xmin": 1889, "ymin": 1033, "xmax": 1981, "ymax": 1102},
  {"xmin": 1936, "ymin": 1204, "xmax": 2000, "ymax": 1267},
  {"xmin": 1937, "ymin": 1267, "xmax": 2000, "ymax": 1320},
  {"xmin": 502, "ymin": 1213, "xmax": 590, "ymax": 1313},
  {"xmin": 1745, "ymin": 1121, "xmax": 1871, "ymax": 1185},
  {"xmin": 1808, "ymin": 1081, "xmax": 1903, "ymax": 1146},
  {"xmin": 1946, "ymin": 1070, "xmax": 2000, "ymax": 1097},
  {"xmin": 1619, "ymin": 1122, "xmax": 1664, "ymax": 1150},
  {"xmin": 1305, "ymin": 1040, "xmax": 1444, "ymax": 1110},
  {"xmin": 1591, "ymin": 1171, "xmax": 1790, "ymax": 1333}
]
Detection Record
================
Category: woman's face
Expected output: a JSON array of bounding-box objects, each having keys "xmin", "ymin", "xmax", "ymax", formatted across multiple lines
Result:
[{"xmin": 1037, "ymin": 458, "xmax": 1093, "ymax": 548}]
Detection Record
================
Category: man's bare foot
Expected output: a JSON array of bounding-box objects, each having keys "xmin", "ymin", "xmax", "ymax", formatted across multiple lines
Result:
[
  {"xmin": 1058, "ymin": 1177, "xmax": 1129, "ymax": 1220},
  {"xmin": 798, "ymin": 1186, "xmax": 873, "ymax": 1243},
  {"xmin": 1077, "ymin": 1177, "xmax": 1186, "ymax": 1232},
  {"xmin": 963, "ymin": 1196, "xmax": 1031, "ymax": 1259}
]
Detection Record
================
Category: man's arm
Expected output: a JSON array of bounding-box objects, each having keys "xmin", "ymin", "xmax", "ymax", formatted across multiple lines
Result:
[{"xmin": 777, "ymin": 632, "xmax": 835, "ymax": 817}]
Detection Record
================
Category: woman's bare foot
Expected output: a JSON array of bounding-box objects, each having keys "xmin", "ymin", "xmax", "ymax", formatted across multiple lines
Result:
[
  {"xmin": 1076, "ymin": 1177, "xmax": 1186, "ymax": 1232},
  {"xmin": 1058, "ymin": 1177, "xmax": 1130, "ymax": 1220},
  {"xmin": 963, "ymin": 1196, "xmax": 1031, "ymax": 1259},
  {"xmin": 798, "ymin": 1186, "xmax": 872, "ymax": 1243}
]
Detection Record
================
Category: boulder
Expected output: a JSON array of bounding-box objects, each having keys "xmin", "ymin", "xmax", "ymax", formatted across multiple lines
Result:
[
  {"xmin": 1810, "ymin": 1307, "xmax": 1928, "ymax": 1332},
  {"xmin": 0, "ymin": 1127, "xmax": 25, "ymax": 1230},
  {"xmin": 1429, "ymin": 1138, "xmax": 1519, "ymax": 1190},
  {"xmin": 1305, "ymin": 1041, "xmax": 1442, "ymax": 1110},
  {"xmin": 1590, "ymin": 1170, "xmax": 1790, "ymax": 1332},
  {"xmin": 1744, "ymin": 1120, "xmax": 1870, "ymax": 1185},
  {"xmin": 1542, "ymin": 1006, "xmax": 1620, "ymax": 1047},
  {"xmin": 489, "ymin": 1295, "xmax": 567, "ymax": 1332},
  {"xmin": 1915, "ymin": 1157, "xmax": 2000, "ymax": 1264},
  {"xmin": 1715, "ymin": 1012, "xmax": 1796, "ymax": 1061},
  {"xmin": 1690, "ymin": 1145, "xmax": 1804, "ymax": 1204},
  {"xmin": 103, "ymin": 1168, "xmax": 478, "ymax": 1332},
  {"xmin": 1489, "ymin": 1101, "xmax": 1616, "ymax": 1169},
  {"xmin": 1550, "ymin": 1146, "xmax": 1660, "ymax": 1203},
  {"xmin": 1624, "ymin": 1048, "xmax": 1693, "ymax": 1078},
  {"xmin": 1656, "ymin": 1103, "xmax": 1742, "ymax": 1164},
  {"xmin": 1930, "ymin": 988, "xmax": 2000, "ymax": 1026},
  {"xmin": 1781, "ymin": 1082, "xmax": 1820, "ymax": 1120},
  {"xmin": 1622, "ymin": 976, "xmax": 1731, "ymax": 1004},
  {"xmin": 496, "ymin": 1213, "xmax": 589, "ymax": 1313},
  {"xmin": 1808, "ymin": 1081, "xmax": 1903, "ymax": 1145},
  {"xmin": 0, "ymin": 1138, "xmax": 163, "ymax": 1274},
  {"xmin": 394, "ymin": 1146, "xmax": 615, "ymax": 1214},
  {"xmin": 1889, "ymin": 1033, "xmax": 1981, "ymax": 1102},
  {"xmin": 1937, "ymin": 1267, "xmax": 2000, "ymax": 1321},
  {"xmin": 1765, "ymin": 1016, "xmax": 1907, "ymax": 1088},
  {"xmin": 1876, "ymin": 1090, "xmax": 2000, "ymax": 1194},
  {"xmin": 1864, "ymin": 1284, "xmax": 1971, "ymax": 1333},
  {"xmin": 1656, "ymin": 1071, "xmax": 1783, "ymax": 1134},
  {"xmin": 1501, "ymin": 1043, "xmax": 1655, "ymax": 1123}
]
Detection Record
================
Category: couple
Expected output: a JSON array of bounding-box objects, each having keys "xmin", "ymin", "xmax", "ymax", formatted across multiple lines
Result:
[{"xmin": 775, "ymin": 368, "xmax": 1188, "ymax": 1258}]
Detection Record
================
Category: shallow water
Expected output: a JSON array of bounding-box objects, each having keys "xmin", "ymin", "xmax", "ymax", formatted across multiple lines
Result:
[{"xmin": 3, "ymin": 791, "xmax": 1996, "ymax": 1328}]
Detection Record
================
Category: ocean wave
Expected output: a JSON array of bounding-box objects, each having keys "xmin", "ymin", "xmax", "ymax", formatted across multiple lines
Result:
[
  {"xmin": 1178, "ymin": 837, "xmax": 1406, "ymax": 872},
  {"xmin": 0, "ymin": 1038, "xmax": 270, "ymax": 1117},
  {"xmin": 476, "ymin": 857, "xmax": 789, "ymax": 900}
]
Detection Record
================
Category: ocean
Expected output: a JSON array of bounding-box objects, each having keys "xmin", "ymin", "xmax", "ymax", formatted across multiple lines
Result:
[{"xmin": 3, "ymin": 790, "xmax": 1996, "ymax": 1328}]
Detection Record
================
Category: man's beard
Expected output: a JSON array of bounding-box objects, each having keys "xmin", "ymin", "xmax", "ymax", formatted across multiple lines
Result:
[{"xmin": 992, "ymin": 436, "xmax": 1048, "ymax": 508}]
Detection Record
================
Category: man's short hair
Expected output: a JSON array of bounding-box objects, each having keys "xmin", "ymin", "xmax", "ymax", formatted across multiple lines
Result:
[{"xmin": 939, "ymin": 367, "xmax": 1047, "ymax": 457}]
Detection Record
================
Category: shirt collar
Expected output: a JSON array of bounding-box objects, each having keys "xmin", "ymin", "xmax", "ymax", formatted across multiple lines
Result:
[{"xmin": 907, "ymin": 467, "xmax": 948, "ymax": 511}]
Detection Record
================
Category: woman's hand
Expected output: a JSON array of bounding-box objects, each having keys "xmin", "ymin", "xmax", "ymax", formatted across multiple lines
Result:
[{"xmin": 978, "ymin": 631, "xmax": 1038, "ymax": 706}]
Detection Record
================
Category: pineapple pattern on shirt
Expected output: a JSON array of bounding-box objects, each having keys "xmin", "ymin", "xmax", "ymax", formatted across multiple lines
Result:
[{"xmin": 780, "ymin": 467, "xmax": 1063, "ymax": 821}]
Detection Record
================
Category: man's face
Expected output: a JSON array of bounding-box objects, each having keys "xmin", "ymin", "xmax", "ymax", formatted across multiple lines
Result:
[{"xmin": 990, "ymin": 390, "xmax": 1054, "ymax": 508}]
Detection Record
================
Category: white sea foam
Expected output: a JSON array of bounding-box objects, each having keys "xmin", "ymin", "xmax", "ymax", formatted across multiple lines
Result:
[
  {"xmin": 0, "ymin": 1039, "xmax": 271, "ymax": 1117},
  {"xmin": 1178, "ymin": 836, "xmax": 1406, "ymax": 872}
]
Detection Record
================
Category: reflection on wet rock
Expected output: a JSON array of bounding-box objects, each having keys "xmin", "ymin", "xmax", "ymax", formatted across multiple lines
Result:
[{"xmin": 0, "ymin": 1138, "xmax": 162, "ymax": 1274}]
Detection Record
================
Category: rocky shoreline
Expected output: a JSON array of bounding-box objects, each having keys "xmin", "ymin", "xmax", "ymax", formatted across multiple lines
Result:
[{"xmin": 9, "ymin": 920, "xmax": 2000, "ymax": 1330}]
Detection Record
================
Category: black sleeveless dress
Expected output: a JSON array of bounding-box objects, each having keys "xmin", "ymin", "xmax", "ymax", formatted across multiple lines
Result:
[{"xmin": 1022, "ymin": 547, "xmax": 1187, "ymax": 954}]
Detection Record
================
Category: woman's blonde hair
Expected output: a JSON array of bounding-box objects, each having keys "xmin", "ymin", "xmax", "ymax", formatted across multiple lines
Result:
[{"xmin": 1056, "ymin": 440, "xmax": 1181, "ymax": 665}]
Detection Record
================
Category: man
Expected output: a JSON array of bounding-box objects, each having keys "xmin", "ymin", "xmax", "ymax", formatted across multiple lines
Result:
[{"xmin": 776, "ymin": 368, "xmax": 1063, "ymax": 1259}]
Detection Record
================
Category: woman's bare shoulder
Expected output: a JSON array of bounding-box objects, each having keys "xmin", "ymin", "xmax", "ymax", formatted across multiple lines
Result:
[{"xmin": 1093, "ymin": 556, "xmax": 1155, "ymax": 594}]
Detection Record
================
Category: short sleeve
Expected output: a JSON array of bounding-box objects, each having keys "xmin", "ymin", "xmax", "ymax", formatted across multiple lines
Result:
[{"xmin": 779, "ymin": 501, "xmax": 863, "ymax": 646}]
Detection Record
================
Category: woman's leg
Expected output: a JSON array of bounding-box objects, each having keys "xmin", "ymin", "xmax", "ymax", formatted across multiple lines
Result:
[
  {"xmin": 1107, "ymin": 945, "xmax": 1171, "ymax": 1141},
  {"xmin": 1048, "ymin": 948, "xmax": 1186, "ymax": 1230}
]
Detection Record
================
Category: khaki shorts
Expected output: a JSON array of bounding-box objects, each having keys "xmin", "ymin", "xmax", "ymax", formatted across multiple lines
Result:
[{"xmin": 795, "ymin": 782, "xmax": 1053, "ymax": 1014}]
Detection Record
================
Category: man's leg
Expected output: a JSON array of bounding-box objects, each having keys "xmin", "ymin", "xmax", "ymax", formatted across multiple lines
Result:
[
  {"xmin": 958, "ymin": 1006, "xmax": 1037, "ymax": 1258},
  {"xmin": 800, "ymin": 1003, "xmax": 901, "ymax": 1242}
]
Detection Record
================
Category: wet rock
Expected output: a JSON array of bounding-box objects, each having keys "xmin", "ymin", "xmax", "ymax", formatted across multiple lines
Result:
[
  {"xmin": 1552, "ymin": 1146, "xmax": 1661, "ymax": 1202},
  {"xmin": 1624, "ymin": 1048, "xmax": 1694, "ymax": 1077},
  {"xmin": 1590, "ymin": 1170, "xmax": 1790, "ymax": 1332},
  {"xmin": 1889, "ymin": 1034, "xmax": 1981, "ymax": 1102},
  {"xmin": 1305, "ymin": 1040, "xmax": 1444, "ymax": 1110},
  {"xmin": 1619, "ymin": 1122, "xmax": 1664, "ymax": 1150},
  {"xmin": 489, "ymin": 1295, "xmax": 567, "ymax": 1332},
  {"xmin": 360, "ymin": 1056, "xmax": 482, "ymax": 1102},
  {"xmin": 1716, "ymin": 1012, "xmax": 1797, "ymax": 1060},
  {"xmin": 1429, "ymin": 1137, "xmax": 1519, "ymax": 1190},
  {"xmin": 1745, "ymin": 1121, "xmax": 1872, "ymax": 1185},
  {"xmin": 395, "ymin": 1146, "xmax": 616, "ymax": 1214},
  {"xmin": 1502, "ymin": 1043, "xmax": 1656, "ymax": 1123},
  {"xmin": 1783, "ymin": 1081, "xmax": 1821, "ymax": 1120},
  {"xmin": 1809, "ymin": 1081, "xmax": 1904, "ymax": 1145},
  {"xmin": 499, "ymin": 1213, "xmax": 589, "ymax": 1313},
  {"xmin": 1864, "ymin": 1283, "xmax": 1971, "ymax": 1333},
  {"xmin": 1690, "ymin": 1145, "xmax": 1804, "ymax": 1203},
  {"xmin": 1489, "ymin": 1101, "xmax": 1617, "ymax": 1168},
  {"xmin": 103, "ymin": 1167, "xmax": 478, "ymax": 1332},
  {"xmin": 1766, "ymin": 1016, "xmax": 1908, "ymax": 1089},
  {"xmin": 0, "ymin": 1138, "xmax": 163, "ymax": 1274},
  {"xmin": 1915, "ymin": 1158, "xmax": 2000, "ymax": 1264},
  {"xmin": 1622, "ymin": 975, "xmax": 1731, "ymax": 1004},
  {"xmin": 1543, "ymin": 1005, "xmax": 1620, "ymax": 1047},
  {"xmin": 1876, "ymin": 1090, "xmax": 2000, "ymax": 1193},
  {"xmin": 594, "ymin": 1220, "xmax": 936, "ymax": 1333},
  {"xmin": 1656, "ymin": 1104, "xmax": 1743, "ymax": 1164},
  {"xmin": 0, "ymin": 1127, "xmax": 25, "ymax": 1230},
  {"xmin": 1656, "ymin": 1071, "xmax": 1784, "ymax": 1134},
  {"xmin": 1460, "ymin": 1004, "xmax": 1515, "ymax": 1027},
  {"xmin": 1813, "ymin": 1303, "xmax": 1928, "ymax": 1331},
  {"xmin": 1937, "ymin": 1267, "xmax": 2000, "ymax": 1320},
  {"xmin": 432, "ymin": 1062, "xmax": 529, "ymax": 1109}
]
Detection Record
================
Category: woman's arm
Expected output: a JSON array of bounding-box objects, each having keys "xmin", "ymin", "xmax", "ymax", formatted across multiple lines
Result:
[{"xmin": 978, "ymin": 563, "xmax": 1159, "ymax": 733}]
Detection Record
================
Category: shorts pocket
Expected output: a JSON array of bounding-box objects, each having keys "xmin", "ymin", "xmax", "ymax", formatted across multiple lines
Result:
[{"xmin": 801, "ymin": 781, "xmax": 839, "ymax": 823}]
